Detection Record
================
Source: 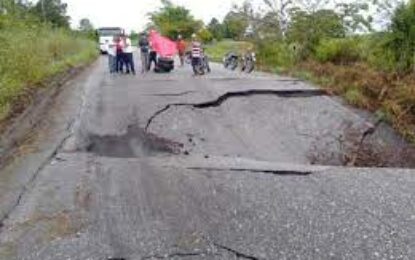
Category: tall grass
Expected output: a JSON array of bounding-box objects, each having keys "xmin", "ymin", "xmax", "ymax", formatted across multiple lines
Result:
[{"xmin": 0, "ymin": 15, "xmax": 97, "ymax": 121}]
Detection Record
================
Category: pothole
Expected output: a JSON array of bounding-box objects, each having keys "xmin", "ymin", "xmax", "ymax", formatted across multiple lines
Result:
[{"xmin": 81, "ymin": 125, "xmax": 183, "ymax": 158}]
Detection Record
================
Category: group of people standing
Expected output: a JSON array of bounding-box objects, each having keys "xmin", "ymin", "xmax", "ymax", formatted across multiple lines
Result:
[
  {"xmin": 107, "ymin": 31, "xmax": 207, "ymax": 75},
  {"xmin": 107, "ymin": 34, "xmax": 136, "ymax": 74}
]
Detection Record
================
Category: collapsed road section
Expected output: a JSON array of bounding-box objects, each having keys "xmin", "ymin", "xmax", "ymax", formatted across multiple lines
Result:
[
  {"xmin": 144, "ymin": 89, "xmax": 328, "ymax": 131},
  {"xmin": 1, "ymin": 59, "xmax": 414, "ymax": 260}
]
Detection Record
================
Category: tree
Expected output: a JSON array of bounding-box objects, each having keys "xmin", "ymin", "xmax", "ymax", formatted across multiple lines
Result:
[
  {"xmin": 372, "ymin": 0, "xmax": 404, "ymax": 29},
  {"xmin": 32, "ymin": 0, "xmax": 70, "ymax": 28},
  {"xmin": 207, "ymin": 18, "xmax": 224, "ymax": 40},
  {"xmin": 1, "ymin": 0, "xmax": 33, "ymax": 17},
  {"xmin": 336, "ymin": 2, "xmax": 373, "ymax": 34},
  {"xmin": 262, "ymin": 0, "xmax": 294, "ymax": 37},
  {"xmin": 252, "ymin": 11, "xmax": 283, "ymax": 39},
  {"xmin": 287, "ymin": 9, "xmax": 345, "ymax": 55},
  {"xmin": 223, "ymin": 8, "xmax": 249, "ymax": 39},
  {"xmin": 386, "ymin": 0, "xmax": 415, "ymax": 72},
  {"xmin": 149, "ymin": 0, "xmax": 202, "ymax": 39},
  {"xmin": 198, "ymin": 27, "xmax": 213, "ymax": 43},
  {"xmin": 79, "ymin": 18, "xmax": 93, "ymax": 31}
]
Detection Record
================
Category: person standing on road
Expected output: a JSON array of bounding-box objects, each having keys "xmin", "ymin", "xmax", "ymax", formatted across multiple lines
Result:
[
  {"xmin": 123, "ymin": 35, "xmax": 136, "ymax": 75},
  {"xmin": 177, "ymin": 35, "xmax": 186, "ymax": 67},
  {"xmin": 115, "ymin": 36, "xmax": 125, "ymax": 73},
  {"xmin": 148, "ymin": 44, "xmax": 158, "ymax": 72},
  {"xmin": 138, "ymin": 33, "xmax": 150, "ymax": 73},
  {"xmin": 191, "ymin": 33, "xmax": 202, "ymax": 75},
  {"xmin": 107, "ymin": 36, "xmax": 117, "ymax": 73}
]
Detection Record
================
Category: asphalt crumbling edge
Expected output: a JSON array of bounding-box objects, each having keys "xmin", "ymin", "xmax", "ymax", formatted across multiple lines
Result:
[
  {"xmin": 144, "ymin": 89, "xmax": 328, "ymax": 132},
  {"xmin": 0, "ymin": 126, "xmax": 73, "ymax": 231},
  {"xmin": 0, "ymin": 62, "xmax": 96, "ymax": 232},
  {"xmin": 347, "ymin": 119, "xmax": 383, "ymax": 166}
]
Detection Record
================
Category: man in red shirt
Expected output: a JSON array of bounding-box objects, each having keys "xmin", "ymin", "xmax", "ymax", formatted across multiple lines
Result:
[
  {"xmin": 115, "ymin": 36, "xmax": 125, "ymax": 73},
  {"xmin": 177, "ymin": 35, "xmax": 186, "ymax": 67}
]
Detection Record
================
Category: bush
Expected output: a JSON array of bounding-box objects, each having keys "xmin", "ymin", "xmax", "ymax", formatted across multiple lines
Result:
[
  {"xmin": 365, "ymin": 34, "xmax": 398, "ymax": 72},
  {"xmin": 314, "ymin": 37, "xmax": 363, "ymax": 64},
  {"xmin": 256, "ymin": 41, "xmax": 296, "ymax": 69}
]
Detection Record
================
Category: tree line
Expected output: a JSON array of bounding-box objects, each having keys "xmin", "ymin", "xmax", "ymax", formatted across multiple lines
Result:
[{"xmin": 0, "ymin": 0, "xmax": 96, "ymax": 37}]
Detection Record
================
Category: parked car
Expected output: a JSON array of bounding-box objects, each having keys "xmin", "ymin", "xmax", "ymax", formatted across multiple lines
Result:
[{"xmin": 154, "ymin": 55, "xmax": 175, "ymax": 73}]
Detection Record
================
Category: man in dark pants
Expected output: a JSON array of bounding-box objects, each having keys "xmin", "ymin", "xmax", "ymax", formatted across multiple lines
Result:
[
  {"xmin": 115, "ymin": 36, "xmax": 124, "ymax": 73},
  {"xmin": 139, "ymin": 33, "xmax": 150, "ymax": 73},
  {"xmin": 148, "ymin": 48, "xmax": 157, "ymax": 71},
  {"xmin": 123, "ymin": 35, "xmax": 136, "ymax": 74},
  {"xmin": 191, "ymin": 34, "xmax": 203, "ymax": 75}
]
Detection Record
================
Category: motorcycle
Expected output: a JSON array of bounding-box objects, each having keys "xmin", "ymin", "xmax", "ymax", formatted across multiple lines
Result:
[
  {"xmin": 223, "ymin": 52, "xmax": 239, "ymax": 70},
  {"xmin": 241, "ymin": 52, "xmax": 256, "ymax": 73},
  {"xmin": 192, "ymin": 54, "xmax": 211, "ymax": 76}
]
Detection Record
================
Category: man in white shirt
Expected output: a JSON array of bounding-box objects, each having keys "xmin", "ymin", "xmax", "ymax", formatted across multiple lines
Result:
[
  {"xmin": 107, "ymin": 36, "xmax": 117, "ymax": 73},
  {"xmin": 122, "ymin": 35, "xmax": 136, "ymax": 75}
]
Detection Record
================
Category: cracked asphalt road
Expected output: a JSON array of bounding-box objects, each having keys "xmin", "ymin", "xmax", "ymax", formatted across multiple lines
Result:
[{"xmin": 0, "ymin": 57, "xmax": 414, "ymax": 260}]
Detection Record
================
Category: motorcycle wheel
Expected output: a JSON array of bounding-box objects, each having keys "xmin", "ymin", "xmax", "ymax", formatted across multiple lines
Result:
[
  {"xmin": 223, "ymin": 61, "xmax": 229, "ymax": 68},
  {"xmin": 193, "ymin": 65, "xmax": 204, "ymax": 75},
  {"xmin": 229, "ymin": 58, "xmax": 238, "ymax": 70},
  {"xmin": 245, "ymin": 60, "xmax": 254, "ymax": 73}
]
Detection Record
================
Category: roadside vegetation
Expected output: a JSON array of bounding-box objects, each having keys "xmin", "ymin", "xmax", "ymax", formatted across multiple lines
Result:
[
  {"xmin": 205, "ymin": 40, "xmax": 253, "ymax": 62},
  {"xmin": 199, "ymin": 0, "xmax": 415, "ymax": 143},
  {"xmin": 0, "ymin": 0, "xmax": 97, "ymax": 123}
]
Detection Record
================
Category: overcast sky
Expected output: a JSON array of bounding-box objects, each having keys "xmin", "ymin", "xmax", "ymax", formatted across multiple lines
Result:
[{"xmin": 65, "ymin": 0, "xmax": 247, "ymax": 32}]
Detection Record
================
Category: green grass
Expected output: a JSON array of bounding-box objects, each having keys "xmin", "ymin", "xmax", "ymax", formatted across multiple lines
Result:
[
  {"xmin": 0, "ymin": 17, "xmax": 98, "ymax": 122},
  {"xmin": 205, "ymin": 39, "xmax": 254, "ymax": 62}
]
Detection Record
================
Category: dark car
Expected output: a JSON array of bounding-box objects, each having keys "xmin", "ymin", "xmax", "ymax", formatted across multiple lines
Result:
[{"xmin": 154, "ymin": 55, "xmax": 174, "ymax": 73}]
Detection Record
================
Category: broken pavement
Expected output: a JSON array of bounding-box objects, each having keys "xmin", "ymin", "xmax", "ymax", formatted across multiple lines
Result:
[{"xmin": 0, "ymin": 61, "xmax": 414, "ymax": 259}]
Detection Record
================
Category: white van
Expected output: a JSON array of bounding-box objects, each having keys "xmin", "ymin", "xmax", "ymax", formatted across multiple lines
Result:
[{"xmin": 97, "ymin": 27, "xmax": 124, "ymax": 54}]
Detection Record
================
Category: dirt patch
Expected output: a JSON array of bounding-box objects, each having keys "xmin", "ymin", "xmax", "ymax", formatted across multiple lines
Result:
[{"xmin": 5, "ymin": 210, "xmax": 85, "ymax": 245}]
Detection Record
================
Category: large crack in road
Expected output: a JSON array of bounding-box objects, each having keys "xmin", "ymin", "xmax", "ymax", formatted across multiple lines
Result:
[{"xmin": 144, "ymin": 89, "xmax": 328, "ymax": 132}]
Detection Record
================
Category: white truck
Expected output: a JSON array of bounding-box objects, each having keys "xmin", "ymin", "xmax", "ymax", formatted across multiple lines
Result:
[{"xmin": 97, "ymin": 27, "xmax": 124, "ymax": 54}]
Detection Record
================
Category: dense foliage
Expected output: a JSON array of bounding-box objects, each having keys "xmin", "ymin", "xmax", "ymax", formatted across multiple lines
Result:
[
  {"xmin": 149, "ymin": 0, "xmax": 203, "ymax": 39},
  {"xmin": 0, "ymin": 0, "xmax": 97, "ymax": 121}
]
